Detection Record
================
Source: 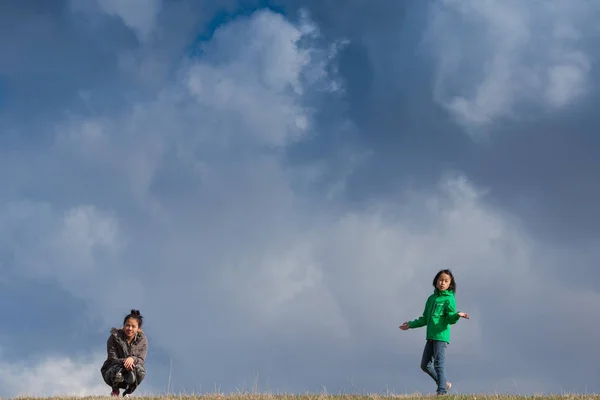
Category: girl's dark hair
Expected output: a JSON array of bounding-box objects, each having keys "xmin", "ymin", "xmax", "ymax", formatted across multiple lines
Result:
[
  {"xmin": 433, "ymin": 269, "xmax": 456, "ymax": 292},
  {"xmin": 123, "ymin": 309, "xmax": 143, "ymax": 328}
]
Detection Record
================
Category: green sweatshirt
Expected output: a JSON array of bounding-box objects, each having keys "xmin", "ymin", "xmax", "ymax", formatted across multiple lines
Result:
[{"xmin": 408, "ymin": 289, "xmax": 461, "ymax": 343}]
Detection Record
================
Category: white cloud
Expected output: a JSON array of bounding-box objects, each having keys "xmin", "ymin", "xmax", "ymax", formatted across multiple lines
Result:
[
  {"xmin": 56, "ymin": 206, "xmax": 120, "ymax": 267},
  {"xmin": 0, "ymin": 354, "xmax": 108, "ymax": 397},
  {"xmin": 545, "ymin": 51, "xmax": 591, "ymax": 107},
  {"xmin": 95, "ymin": 0, "xmax": 162, "ymax": 41},
  {"xmin": 0, "ymin": 353, "xmax": 162, "ymax": 397},
  {"xmin": 0, "ymin": 201, "xmax": 136, "ymax": 321},
  {"xmin": 69, "ymin": 0, "xmax": 162, "ymax": 42},
  {"xmin": 7, "ymin": 203, "xmax": 119, "ymax": 276},
  {"xmin": 186, "ymin": 9, "xmax": 343, "ymax": 147},
  {"xmin": 424, "ymin": 0, "xmax": 597, "ymax": 134}
]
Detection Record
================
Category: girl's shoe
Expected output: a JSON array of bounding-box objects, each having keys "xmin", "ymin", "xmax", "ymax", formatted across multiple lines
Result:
[
  {"xmin": 123, "ymin": 386, "xmax": 133, "ymax": 397},
  {"xmin": 436, "ymin": 382, "xmax": 451, "ymax": 396}
]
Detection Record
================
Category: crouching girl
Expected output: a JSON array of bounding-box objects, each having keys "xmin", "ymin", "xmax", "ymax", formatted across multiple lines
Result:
[{"xmin": 101, "ymin": 309, "xmax": 148, "ymax": 396}]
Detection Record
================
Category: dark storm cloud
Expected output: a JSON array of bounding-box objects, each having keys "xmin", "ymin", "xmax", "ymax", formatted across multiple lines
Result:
[{"xmin": 279, "ymin": 0, "xmax": 600, "ymax": 247}]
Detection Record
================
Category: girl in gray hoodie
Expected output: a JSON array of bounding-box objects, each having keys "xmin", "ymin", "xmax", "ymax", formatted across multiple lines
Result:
[{"xmin": 101, "ymin": 309, "xmax": 148, "ymax": 396}]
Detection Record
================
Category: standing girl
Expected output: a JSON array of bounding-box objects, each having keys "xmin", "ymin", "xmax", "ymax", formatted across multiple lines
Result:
[
  {"xmin": 399, "ymin": 269, "xmax": 469, "ymax": 395},
  {"xmin": 101, "ymin": 309, "xmax": 148, "ymax": 397}
]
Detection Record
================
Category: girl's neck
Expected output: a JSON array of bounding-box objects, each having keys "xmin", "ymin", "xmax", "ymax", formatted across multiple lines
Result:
[{"xmin": 123, "ymin": 330, "xmax": 135, "ymax": 343}]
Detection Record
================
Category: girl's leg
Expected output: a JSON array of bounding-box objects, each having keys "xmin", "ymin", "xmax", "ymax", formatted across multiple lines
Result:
[
  {"xmin": 123, "ymin": 369, "xmax": 136, "ymax": 384},
  {"xmin": 420, "ymin": 340, "xmax": 438, "ymax": 383},
  {"xmin": 432, "ymin": 340, "xmax": 448, "ymax": 395},
  {"xmin": 123, "ymin": 365, "xmax": 146, "ymax": 395},
  {"xmin": 103, "ymin": 364, "xmax": 128, "ymax": 394},
  {"xmin": 103, "ymin": 364, "xmax": 124, "ymax": 386},
  {"xmin": 134, "ymin": 364, "xmax": 146, "ymax": 385}
]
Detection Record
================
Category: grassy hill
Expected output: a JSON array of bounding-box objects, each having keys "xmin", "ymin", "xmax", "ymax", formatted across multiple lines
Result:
[{"xmin": 13, "ymin": 394, "xmax": 600, "ymax": 400}]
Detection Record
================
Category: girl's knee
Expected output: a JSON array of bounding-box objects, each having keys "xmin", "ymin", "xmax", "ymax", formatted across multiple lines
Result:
[
  {"xmin": 135, "ymin": 365, "xmax": 146, "ymax": 381},
  {"xmin": 124, "ymin": 370, "xmax": 136, "ymax": 384}
]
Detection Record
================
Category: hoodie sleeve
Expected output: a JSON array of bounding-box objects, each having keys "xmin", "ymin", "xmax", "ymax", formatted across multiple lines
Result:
[
  {"xmin": 132, "ymin": 336, "xmax": 148, "ymax": 366},
  {"xmin": 446, "ymin": 297, "xmax": 461, "ymax": 325},
  {"xmin": 408, "ymin": 297, "xmax": 429, "ymax": 329},
  {"xmin": 107, "ymin": 335, "xmax": 125, "ymax": 364}
]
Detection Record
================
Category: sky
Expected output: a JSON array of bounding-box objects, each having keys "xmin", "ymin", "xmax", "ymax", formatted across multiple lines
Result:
[{"xmin": 1, "ymin": 0, "xmax": 599, "ymax": 396}]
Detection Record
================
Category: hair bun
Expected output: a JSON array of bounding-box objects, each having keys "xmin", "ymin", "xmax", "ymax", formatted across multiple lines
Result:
[{"xmin": 131, "ymin": 309, "xmax": 140, "ymax": 316}]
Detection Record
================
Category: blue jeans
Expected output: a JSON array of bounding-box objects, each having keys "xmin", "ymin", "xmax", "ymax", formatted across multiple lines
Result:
[{"xmin": 420, "ymin": 339, "xmax": 448, "ymax": 394}]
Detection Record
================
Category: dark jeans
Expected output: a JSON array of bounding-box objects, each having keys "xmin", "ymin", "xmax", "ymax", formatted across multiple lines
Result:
[{"xmin": 420, "ymin": 339, "xmax": 448, "ymax": 394}]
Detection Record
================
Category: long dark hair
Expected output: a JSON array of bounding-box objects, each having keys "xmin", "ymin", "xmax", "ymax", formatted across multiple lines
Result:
[
  {"xmin": 432, "ymin": 269, "xmax": 456, "ymax": 293},
  {"xmin": 123, "ymin": 309, "xmax": 144, "ymax": 328}
]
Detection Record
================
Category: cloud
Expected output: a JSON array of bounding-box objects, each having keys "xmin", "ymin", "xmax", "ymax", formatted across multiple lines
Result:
[
  {"xmin": 2, "ymin": 2, "xmax": 600, "ymax": 396},
  {"xmin": 94, "ymin": 0, "xmax": 162, "ymax": 41},
  {"xmin": 0, "ymin": 200, "xmax": 146, "ymax": 340},
  {"xmin": 185, "ymin": 10, "xmax": 332, "ymax": 147},
  {"xmin": 0, "ymin": 354, "xmax": 108, "ymax": 397},
  {"xmin": 424, "ymin": 0, "xmax": 597, "ymax": 134}
]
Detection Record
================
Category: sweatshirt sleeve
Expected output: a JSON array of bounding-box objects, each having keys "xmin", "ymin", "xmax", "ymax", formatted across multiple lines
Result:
[
  {"xmin": 132, "ymin": 337, "xmax": 148, "ymax": 365},
  {"xmin": 107, "ymin": 336, "xmax": 124, "ymax": 364},
  {"xmin": 446, "ymin": 297, "xmax": 461, "ymax": 325},
  {"xmin": 407, "ymin": 298, "xmax": 429, "ymax": 329}
]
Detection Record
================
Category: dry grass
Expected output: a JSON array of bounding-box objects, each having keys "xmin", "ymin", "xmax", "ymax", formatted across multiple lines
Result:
[{"xmin": 9, "ymin": 394, "xmax": 600, "ymax": 400}]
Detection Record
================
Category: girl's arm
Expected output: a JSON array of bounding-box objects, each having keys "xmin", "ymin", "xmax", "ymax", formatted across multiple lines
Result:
[
  {"xmin": 107, "ymin": 336, "xmax": 125, "ymax": 364},
  {"xmin": 132, "ymin": 337, "xmax": 148, "ymax": 365},
  {"xmin": 446, "ymin": 297, "xmax": 462, "ymax": 324},
  {"xmin": 408, "ymin": 299, "xmax": 429, "ymax": 329}
]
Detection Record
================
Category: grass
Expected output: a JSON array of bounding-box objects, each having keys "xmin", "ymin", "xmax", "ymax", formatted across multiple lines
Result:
[{"xmin": 8, "ymin": 394, "xmax": 600, "ymax": 400}]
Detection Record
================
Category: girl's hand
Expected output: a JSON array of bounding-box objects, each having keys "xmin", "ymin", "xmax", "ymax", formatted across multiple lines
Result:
[
  {"xmin": 458, "ymin": 312, "xmax": 469, "ymax": 319},
  {"xmin": 124, "ymin": 357, "xmax": 135, "ymax": 370},
  {"xmin": 399, "ymin": 322, "xmax": 409, "ymax": 330}
]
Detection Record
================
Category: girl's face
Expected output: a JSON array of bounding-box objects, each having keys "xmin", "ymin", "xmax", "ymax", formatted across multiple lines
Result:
[
  {"xmin": 436, "ymin": 273, "xmax": 452, "ymax": 291},
  {"xmin": 123, "ymin": 318, "xmax": 140, "ymax": 339}
]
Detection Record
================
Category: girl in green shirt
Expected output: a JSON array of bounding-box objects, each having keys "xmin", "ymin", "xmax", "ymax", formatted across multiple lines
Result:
[{"xmin": 400, "ymin": 269, "xmax": 469, "ymax": 395}]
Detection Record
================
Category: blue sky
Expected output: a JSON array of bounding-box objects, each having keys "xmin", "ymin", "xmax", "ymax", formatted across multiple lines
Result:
[{"xmin": 1, "ymin": 0, "xmax": 600, "ymax": 396}]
